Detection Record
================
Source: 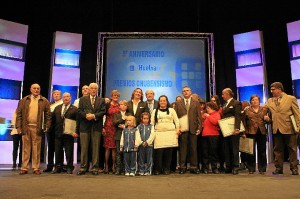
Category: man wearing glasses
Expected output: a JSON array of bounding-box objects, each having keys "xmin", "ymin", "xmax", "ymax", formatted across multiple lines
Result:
[{"xmin": 265, "ymin": 82, "xmax": 300, "ymax": 175}]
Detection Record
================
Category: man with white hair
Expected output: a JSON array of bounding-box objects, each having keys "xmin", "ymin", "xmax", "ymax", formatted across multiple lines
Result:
[{"xmin": 77, "ymin": 83, "xmax": 106, "ymax": 175}]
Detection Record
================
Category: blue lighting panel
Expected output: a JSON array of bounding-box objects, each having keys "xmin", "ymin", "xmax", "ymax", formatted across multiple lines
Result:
[
  {"xmin": 235, "ymin": 48, "xmax": 262, "ymax": 69},
  {"xmin": 0, "ymin": 120, "xmax": 12, "ymax": 141},
  {"xmin": 52, "ymin": 85, "xmax": 78, "ymax": 104},
  {"xmin": 238, "ymin": 84, "xmax": 264, "ymax": 102},
  {"xmin": 293, "ymin": 79, "xmax": 300, "ymax": 99},
  {"xmin": 0, "ymin": 78, "xmax": 22, "ymax": 100},
  {"xmin": 0, "ymin": 39, "xmax": 26, "ymax": 61},
  {"xmin": 54, "ymin": 49, "xmax": 80, "ymax": 68}
]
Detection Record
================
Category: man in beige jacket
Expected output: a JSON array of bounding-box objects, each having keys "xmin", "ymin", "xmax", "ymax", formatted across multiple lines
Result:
[{"xmin": 265, "ymin": 82, "xmax": 300, "ymax": 175}]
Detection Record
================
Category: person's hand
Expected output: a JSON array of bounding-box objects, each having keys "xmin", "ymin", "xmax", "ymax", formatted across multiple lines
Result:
[
  {"xmin": 120, "ymin": 147, "xmax": 123, "ymax": 152},
  {"xmin": 203, "ymin": 113, "xmax": 209, "ymax": 118},
  {"xmin": 102, "ymin": 128, "xmax": 107, "ymax": 136},
  {"xmin": 241, "ymin": 134, "xmax": 246, "ymax": 139},
  {"xmin": 86, "ymin": 113, "xmax": 95, "ymax": 120},
  {"xmin": 244, "ymin": 106, "xmax": 250, "ymax": 111},
  {"xmin": 73, "ymin": 133, "xmax": 79, "ymax": 138},
  {"xmin": 196, "ymin": 129, "xmax": 201, "ymax": 135},
  {"xmin": 44, "ymin": 128, "xmax": 48, "ymax": 133},
  {"xmin": 118, "ymin": 124, "xmax": 125, "ymax": 129},
  {"xmin": 264, "ymin": 115, "xmax": 270, "ymax": 122},
  {"xmin": 17, "ymin": 128, "xmax": 22, "ymax": 134},
  {"xmin": 142, "ymin": 142, "xmax": 148, "ymax": 147},
  {"xmin": 134, "ymin": 147, "xmax": 138, "ymax": 152},
  {"xmin": 233, "ymin": 129, "xmax": 240, "ymax": 135}
]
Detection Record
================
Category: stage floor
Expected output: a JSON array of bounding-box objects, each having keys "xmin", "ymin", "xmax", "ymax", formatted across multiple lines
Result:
[{"xmin": 0, "ymin": 163, "xmax": 299, "ymax": 199}]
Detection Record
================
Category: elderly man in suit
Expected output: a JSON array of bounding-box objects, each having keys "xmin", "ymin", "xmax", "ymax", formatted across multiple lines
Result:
[
  {"xmin": 221, "ymin": 88, "xmax": 242, "ymax": 175},
  {"xmin": 265, "ymin": 82, "xmax": 300, "ymax": 175},
  {"xmin": 145, "ymin": 89, "xmax": 158, "ymax": 115},
  {"xmin": 174, "ymin": 86, "xmax": 202, "ymax": 174},
  {"xmin": 77, "ymin": 83, "xmax": 106, "ymax": 175},
  {"xmin": 126, "ymin": 88, "xmax": 149, "ymax": 126},
  {"xmin": 52, "ymin": 92, "xmax": 78, "ymax": 174}
]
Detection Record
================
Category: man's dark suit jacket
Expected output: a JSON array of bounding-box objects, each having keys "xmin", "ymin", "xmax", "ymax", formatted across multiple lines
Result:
[
  {"xmin": 126, "ymin": 101, "xmax": 149, "ymax": 126},
  {"xmin": 113, "ymin": 111, "xmax": 132, "ymax": 141},
  {"xmin": 53, "ymin": 104, "xmax": 78, "ymax": 138},
  {"xmin": 221, "ymin": 98, "xmax": 242, "ymax": 129},
  {"xmin": 77, "ymin": 95, "xmax": 106, "ymax": 133}
]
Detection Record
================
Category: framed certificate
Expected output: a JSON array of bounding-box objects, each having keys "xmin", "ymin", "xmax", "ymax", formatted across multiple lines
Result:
[
  {"xmin": 154, "ymin": 130, "xmax": 178, "ymax": 149},
  {"xmin": 64, "ymin": 118, "xmax": 76, "ymax": 135},
  {"xmin": 218, "ymin": 116, "xmax": 245, "ymax": 137},
  {"xmin": 239, "ymin": 137, "xmax": 254, "ymax": 155}
]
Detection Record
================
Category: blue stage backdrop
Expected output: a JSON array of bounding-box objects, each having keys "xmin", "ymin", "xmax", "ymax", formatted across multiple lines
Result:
[{"xmin": 98, "ymin": 33, "xmax": 214, "ymax": 103}]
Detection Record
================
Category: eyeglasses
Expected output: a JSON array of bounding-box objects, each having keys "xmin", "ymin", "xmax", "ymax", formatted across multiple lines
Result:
[{"xmin": 270, "ymin": 88, "xmax": 277, "ymax": 91}]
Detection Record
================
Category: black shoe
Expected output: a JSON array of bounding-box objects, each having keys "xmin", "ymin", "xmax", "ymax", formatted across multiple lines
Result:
[
  {"xmin": 190, "ymin": 169, "xmax": 200, "ymax": 174},
  {"xmin": 225, "ymin": 169, "xmax": 232, "ymax": 174},
  {"xmin": 218, "ymin": 167, "xmax": 225, "ymax": 173},
  {"xmin": 66, "ymin": 169, "xmax": 73, "ymax": 174},
  {"xmin": 272, "ymin": 169, "xmax": 283, "ymax": 175},
  {"xmin": 259, "ymin": 171, "xmax": 265, "ymax": 175},
  {"xmin": 163, "ymin": 170, "xmax": 170, "ymax": 175},
  {"xmin": 291, "ymin": 169, "xmax": 299, "ymax": 175},
  {"xmin": 203, "ymin": 169, "xmax": 209, "ymax": 174},
  {"xmin": 232, "ymin": 169, "xmax": 239, "ymax": 175},
  {"xmin": 249, "ymin": 171, "xmax": 254, "ymax": 174},
  {"xmin": 51, "ymin": 168, "xmax": 61, "ymax": 174},
  {"xmin": 179, "ymin": 168, "xmax": 186, "ymax": 174},
  {"xmin": 91, "ymin": 170, "xmax": 99, "ymax": 175},
  {"xmin": 77, "ymin": 170, "xmax": 86, "ymax": 175},
  {"xmin": 153, "ymin": 170, "xmax": 161, "ymax": 175},
  {"xmin": 212, "ymin": 169, "xmax": 219, "ymax": 174},
  {"xmin": 239, "ymin": 163, "xmax": 246, "ymax": 171},
  {"xmin": 43, "ymin": 167, "xmax": 53, "ymax": 172},
  {"xmin": 115, "ymin": 170, "xmax": 121, "ymax": 175}
]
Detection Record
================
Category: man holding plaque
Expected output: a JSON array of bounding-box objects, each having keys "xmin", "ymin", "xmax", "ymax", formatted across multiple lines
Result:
[
  {"xmin": 174, "ymin": 86, "xmax": 202, "ymax": 174},
  {"xmin": 221, "ymin": 88, "xmax": 242, "ymax": 175},
  {"xmin": 77, "ymin": 83, "xmax": 106, "ymax": 175},
  {"xmin": 52, "ymin": 92, "xmax": 78, "ymax": 174},
  {"xmin": 265, "ymin": 82, "xmax": 300, "ymax": 175}
]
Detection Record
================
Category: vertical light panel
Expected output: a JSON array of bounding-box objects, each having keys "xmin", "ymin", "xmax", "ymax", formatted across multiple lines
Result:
[
  {"xmin": 51, "ymin": 31, "xmax": 82, "ymax": 104},
  {"xmin": 50, "ymin": 31, "xmax": 82, "ymax": 163},
  {"xmin": 233, "ymin": 30, "xmax": 272, "ymax": 163},
  {"xmin": 287, "ymin": 20, "xmax": 300, "ymax": 106},
  {"xmin": 0, "ymin": 19, "xmax": 28, "ymax": 164}
]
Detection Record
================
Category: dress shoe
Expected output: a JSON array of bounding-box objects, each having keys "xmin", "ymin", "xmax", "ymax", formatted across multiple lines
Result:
[
  {"xmin": 218, "ymin": 167, "xmax": 225, "ymax": 173},
  {"xmin": 259, "ymin": 171, "xmax": 265, "ymax": 175},
  {"xmin": 163, "ymin": 170, "xmax": 170, "ymax": 175},
  {"xmin": 66, "ymin": 169, "xmax": 73, "ymax": 174},
  {"xmin": 225, "ymin": 169, "xmax": 232, "ymax": 174},
  {"xmin": 19, "ymin": 170, "xmax": 28, "ymax": 175},
  {"xmin": 153, "ymin": 170, "xmax": 161, "ymax": 175},
  {"xmin": 272, "ymin": 169, "xmax": 283, "ymax": 175},
  {"xmin": 115, "ymin": 170, "xmax": 121, "ymax": 175},
  {"xmin": 43, "ymin": 167, "xmax": 53, "ymax": 172},
  {"xmin": 190, "ymin": 169, "xmax": 200, "ymax": 174},
  {"xmin": 232, "ymin": 170, "xmax": 239, "ymax": 175},
  {"xmin": 33, "ymin": 170, "xmax": 42, "ymax": 175},
  {"xmin": 91, "ymin": 170, "xmax": 99, "ymax": 175},
  {"xmin": 77, "ymin": 170, "xmax": 86, "ymax": 175},
  {"xmin": 249, "ymin": 171, "xmax": 254, "ymax": 174},
  {"xmin": 291, "ymin": 169, "xmax": 299, "ymax": 175},
  {"xmin": 51, "ymin": 168, "xmax": 62, "ymax": 174},
  {"xmin": 203, "ymin": 169, "xmax": 209, "ymax": 174},
  {"xmin": 179, "ymin": 168, "xmax": 186, "ymax": 174},
  {"xmin": 212, "ymin": 169, "xmax": 219, "ymax": 174}
]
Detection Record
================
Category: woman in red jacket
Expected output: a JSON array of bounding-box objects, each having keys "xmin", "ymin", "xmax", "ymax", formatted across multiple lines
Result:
[{"xmin": 201, "ymin": 102, "xmax": 221, "ymax": 174}]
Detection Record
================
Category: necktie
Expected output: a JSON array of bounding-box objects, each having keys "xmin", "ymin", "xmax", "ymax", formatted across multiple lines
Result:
[
  {"xmin": 275, "ymin": 98, "xmax": 279, "ymax": 106},
  {"xmin": 91, "ymin": 97, "xmax": 95, "ymax": 108},
  {"xmin": 223, "ymin": 101, "xmax": 227, "ymax": 109},
  {"xmin": 185, "ymin": 99, "xmax": 190, "ymax": 111},
  {"xmin": 148, "ymin": 103, "xmax": 153, "ymax": 114},
  {"xmin": 62, "ymin": 105, "xmax": 68, "ymax": 118}
]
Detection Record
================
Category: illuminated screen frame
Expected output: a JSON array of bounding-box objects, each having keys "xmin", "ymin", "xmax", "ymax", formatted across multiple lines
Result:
[
  {"xmin": 97, "ymin": 32, "xmax": 215, "ymax": 100},
  {"xmin": 235, "ymin": 48, "xmax": 262, "ymax": 69},
  {"xmin": 0, "ymin": 38, "xmax": 26, "ymax": 61},
  {"xmin": 54, "ymin": 48, "xmax": 80, "ymax": 68},
  {"xmin": 289, "ymin": 40, "xmax": 300, "ymax": 60}
]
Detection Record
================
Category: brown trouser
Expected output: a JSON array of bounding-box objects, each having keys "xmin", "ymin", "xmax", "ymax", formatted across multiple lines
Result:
[
  {"xmin": 273, "ymin": 131, "xmax": 298, "ymax": 170},
  {"xmin": 21, "ymin": 126, "xmax": 42, "ymax": 171}
]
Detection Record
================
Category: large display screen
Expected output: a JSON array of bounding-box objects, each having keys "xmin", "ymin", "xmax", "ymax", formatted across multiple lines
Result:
[
  {"xmin": 0, "ymin": 39, "xmax": 26, "ymax": 61},
  {"xmin": 101, "ymin": 37, "xmax": 210, "ymax": 102},
  {"xmin": 54, "ymin": 48, "xmax": 80, "ymax": 68}
]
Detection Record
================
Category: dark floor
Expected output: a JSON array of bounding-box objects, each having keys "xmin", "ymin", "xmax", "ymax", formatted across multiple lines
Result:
[{"xmin": 0, "ymin": 163, "xmax": 299, "ymax": 199}]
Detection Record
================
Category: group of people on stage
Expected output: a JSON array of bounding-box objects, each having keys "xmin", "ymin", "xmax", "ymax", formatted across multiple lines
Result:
[{"xmin": 12, "ymin": 81, "xmax": 300, "ymax": 176}]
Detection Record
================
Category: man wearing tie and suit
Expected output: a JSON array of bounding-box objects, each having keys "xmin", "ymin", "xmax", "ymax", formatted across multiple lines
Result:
[
  {"xmin": 265, "ymin": 82, "xmax": 300, "ymax": 175},
  {"xmin": 52, "ymin": 92, "xmax": 78, "ymax": 174},
  {"xmin": 77, "ymin": 83, "xmax": 106, "ymax": 175},
  {"xmin": 174, "ymin": 86, "xmax": 202, "ymax": 174},
  {"xmin": 221, "ymin": 88, "xmax": 242, "ymax": 175},
  {"xmin": 127, "ymin": 88, "xmax": 149, "ymax": 126},
  {"xmin": 145, "ymin": 89, "xmax": 158, "ymax": 115}
]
